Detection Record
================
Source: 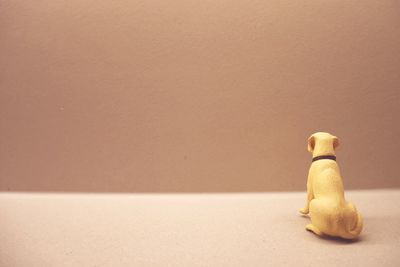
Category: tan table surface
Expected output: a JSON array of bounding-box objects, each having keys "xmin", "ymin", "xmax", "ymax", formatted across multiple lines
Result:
[{"xmin": 1, "ymin": 190, "xmax": 399, "ymax": 267}]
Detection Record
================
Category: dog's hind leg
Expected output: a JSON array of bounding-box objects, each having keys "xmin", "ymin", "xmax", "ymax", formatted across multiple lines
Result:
[{"xmin": 305, "ymin": 224, "xmax": 323, "ymax": 236}]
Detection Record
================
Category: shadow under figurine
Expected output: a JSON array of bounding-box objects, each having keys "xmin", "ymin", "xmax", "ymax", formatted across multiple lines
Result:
[{"xmin": 299, "ymin": 132, "xmax": 363, "ymax": 239}]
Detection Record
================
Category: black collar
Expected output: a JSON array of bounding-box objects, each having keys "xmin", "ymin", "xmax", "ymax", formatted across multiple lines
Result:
[{"xmin": 312, "ymin": 155, "xmax": 336, "ymax": 162}]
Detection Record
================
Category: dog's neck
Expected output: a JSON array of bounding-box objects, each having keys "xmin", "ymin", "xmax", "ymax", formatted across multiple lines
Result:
[{"xmin": 311, "ymin": 141, "xmax": 336, "ymax": 162}]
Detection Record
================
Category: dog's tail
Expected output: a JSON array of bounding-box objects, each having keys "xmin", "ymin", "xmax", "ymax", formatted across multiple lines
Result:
[{"xmin": 340, "ymin": 202, "xmax": 363, "ymax": 239}]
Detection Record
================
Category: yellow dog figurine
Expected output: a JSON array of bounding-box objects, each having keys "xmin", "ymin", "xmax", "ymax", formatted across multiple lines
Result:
[{"xmin": 299, "ymin": 132, "xmax": 363, "ymax": 239}]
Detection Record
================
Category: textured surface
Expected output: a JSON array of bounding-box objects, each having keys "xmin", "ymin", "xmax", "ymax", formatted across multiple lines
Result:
[
  {"xmin": 1, "ymin": 190, "xmax": 400, "ymax": 266},
  {"xmin": 1, "ymin": 1, "xmax": 400, "ymax": 192}
]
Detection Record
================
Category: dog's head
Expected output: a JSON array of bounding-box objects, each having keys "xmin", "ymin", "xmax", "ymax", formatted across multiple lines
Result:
[{"xmin": 307, "ymin": 132, "xmax": 339, "ymax": 154}]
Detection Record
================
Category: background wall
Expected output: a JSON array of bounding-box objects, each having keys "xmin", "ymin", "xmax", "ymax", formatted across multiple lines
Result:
[{"xmin": 1, "ymin": 0, "xmax": 399, "ymax": 192}]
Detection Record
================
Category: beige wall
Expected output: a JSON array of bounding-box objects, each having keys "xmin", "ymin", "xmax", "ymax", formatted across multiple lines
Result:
[{"xmin": 1, "ymin": 0, "xmax": 399, "ymax": 192}]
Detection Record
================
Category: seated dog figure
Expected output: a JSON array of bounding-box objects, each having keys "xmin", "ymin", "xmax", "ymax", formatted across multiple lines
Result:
[{"xmin": 299, "ymin": 132, "xmax": 363, "ymax": 239}]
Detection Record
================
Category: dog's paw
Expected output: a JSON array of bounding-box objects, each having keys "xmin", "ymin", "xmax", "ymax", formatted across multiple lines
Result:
[{"xmin": 299, "ymin": 207, "xmax": 309, "ymax": 214}]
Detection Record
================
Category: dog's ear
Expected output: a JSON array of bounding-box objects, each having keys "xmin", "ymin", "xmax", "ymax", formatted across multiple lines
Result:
[
  {"xmin": 333, "ymin": 136, "xmax": 340, "ymax": 149},
  {"xmin": 307, "ymin": 135, "xmax": 315, "ymax": 153}
]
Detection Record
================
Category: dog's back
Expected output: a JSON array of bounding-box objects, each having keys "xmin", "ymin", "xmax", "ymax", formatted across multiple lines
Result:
[{"xmin": 309, "ymin": 161, "xmax": 344, "ymax": 198}]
